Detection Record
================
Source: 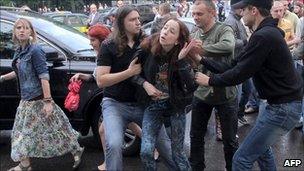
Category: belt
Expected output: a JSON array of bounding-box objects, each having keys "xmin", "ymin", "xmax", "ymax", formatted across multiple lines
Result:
[{"xmin": 28, "ymin": 94, "xmax": 44, "ymax": 101}]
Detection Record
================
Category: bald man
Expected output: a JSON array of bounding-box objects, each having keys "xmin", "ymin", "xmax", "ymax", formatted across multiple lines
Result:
[
  {"xmin": 279, "ymin": 0, "xmax": 299, "ymax": 32},
  {"xmin": 88, "ymin": 3, "xmax": 101, "ymax": 26},
  {"xmin": 271, "ymin": 1, "xmax": 297, "ymax": 47}
]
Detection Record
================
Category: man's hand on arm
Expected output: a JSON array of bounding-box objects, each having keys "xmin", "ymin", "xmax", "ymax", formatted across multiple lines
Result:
[
  {"xmin": 195, "ymin": 72, "xmax": 210, "ymax": 86},
  {"xmin": 127, "ymin": 57, "xmax": 142, "ymax": 77}
]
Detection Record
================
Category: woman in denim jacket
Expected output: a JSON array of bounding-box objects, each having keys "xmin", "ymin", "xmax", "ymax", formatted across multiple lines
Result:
[
  {"xmin": 133, "ymin": 18, "xmax": 200, "ymax": 171},
  {"xmin": 0, "ymin": 18, "xmax": 83, "ymax": 171}
]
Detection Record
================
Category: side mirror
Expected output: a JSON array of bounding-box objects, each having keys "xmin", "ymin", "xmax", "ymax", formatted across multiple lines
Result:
[{"xmin": 42, "ymin": 46, "xmax": 59, "ymax": 61}]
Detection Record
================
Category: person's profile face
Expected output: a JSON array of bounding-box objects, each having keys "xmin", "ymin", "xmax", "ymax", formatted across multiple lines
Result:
[
  {"xmin": 124, "ymin": 10, "xmax": 141, "ymax": 36},
  {"xmin": 241, "ymin": 6, "xmax": 255, "ymax": 29},
  {"xmin": 89, "ymin": 35, "xmax": 101, "ymax": 52}
]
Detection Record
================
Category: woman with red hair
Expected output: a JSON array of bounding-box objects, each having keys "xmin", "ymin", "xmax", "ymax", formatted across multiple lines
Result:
[{"xmin": 70, "ymin": 24, "xmax": 111, "ymax": 82}]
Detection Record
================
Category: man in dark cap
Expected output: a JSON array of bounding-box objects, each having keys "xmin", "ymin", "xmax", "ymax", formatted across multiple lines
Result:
[{"xmin": 184, "ymin": 0, "xmax": 303, "ymax": 170}]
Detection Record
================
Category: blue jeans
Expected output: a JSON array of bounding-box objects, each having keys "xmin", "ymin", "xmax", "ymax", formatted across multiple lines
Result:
[
  {"xmin": 295, "ymin": 60, "xmax": 304, "ymax": 134},
  {"xmin": 101, "ymin": 97, "xmax": 176, "ymax": 171},
  {"xmin": 246, "ymin": 80, "xmax": 260, "ymax": 110},
  {"xmin": 140, "ymin": 100, "xmax": 190, "ymax": 171},
  {"xmin": 237, "ymin": 79, "xmax": 253, "ymax": 117},
  {"xmin": 302, "ymin": 99, "xmax": 304, "ymax": 134},
  {"xmin": 232, "ymin": 100, "xmax": 302, "ymax": 171}
]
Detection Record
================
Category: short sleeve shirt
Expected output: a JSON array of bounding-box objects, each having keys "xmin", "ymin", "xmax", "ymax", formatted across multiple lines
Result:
[{"xmin": 97, "ymin": 39, "xmax": 140, "ymax": 102}]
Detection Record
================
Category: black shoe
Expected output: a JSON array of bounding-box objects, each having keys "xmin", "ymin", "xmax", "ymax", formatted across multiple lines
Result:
[{"xmin": 238, "ymin": 116, "xmax": 249, "ymax": 125}]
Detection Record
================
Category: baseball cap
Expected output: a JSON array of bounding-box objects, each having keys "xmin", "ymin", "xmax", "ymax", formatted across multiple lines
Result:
[{"xmin": 234, "ymin": 0, "xmax": 273, "ymax": 10}]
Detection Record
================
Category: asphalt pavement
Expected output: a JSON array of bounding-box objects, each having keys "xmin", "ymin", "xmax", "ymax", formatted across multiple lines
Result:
[{"xmin": 0, "ymin": 112, "xmax": 303, "ymax": 171}]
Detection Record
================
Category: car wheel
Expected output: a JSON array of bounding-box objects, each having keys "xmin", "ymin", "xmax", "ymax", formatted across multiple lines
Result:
[
  {"xmin": 91, "ymin": 107, "xmax": 140, "ymax": 156},
  {"xmin": 122, "ymin": 128, "xmax": 141, "ymax": 156},
  {"xmin": 91, "ymin": 106, "xmax": 102, "ymax": 147}
]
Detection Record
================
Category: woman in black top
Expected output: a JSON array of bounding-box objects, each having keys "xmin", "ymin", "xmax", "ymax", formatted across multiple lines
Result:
[{"xmin": 134, "ymin": 18, "xmax": 199, "ymax": 171}]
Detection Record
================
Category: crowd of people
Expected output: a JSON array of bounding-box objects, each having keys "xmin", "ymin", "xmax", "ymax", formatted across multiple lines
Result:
[{"xmin": 0, "ymin": 0, "xmax": 303, "ymax": 171}]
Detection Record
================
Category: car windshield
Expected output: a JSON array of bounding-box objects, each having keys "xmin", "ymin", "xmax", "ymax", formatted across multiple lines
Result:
[{"xmin": 24, "ymin": 16, "xmax": 92, "ymax": 52}]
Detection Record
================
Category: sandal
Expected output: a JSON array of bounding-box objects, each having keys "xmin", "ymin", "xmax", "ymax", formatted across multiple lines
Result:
[
  {"xmin": 8, "ymin": 163, "xmax": 32, "ymax": 171},
  {"xmin": 73, "ymin": 147, "xmax": 84, "ymax": 170}
]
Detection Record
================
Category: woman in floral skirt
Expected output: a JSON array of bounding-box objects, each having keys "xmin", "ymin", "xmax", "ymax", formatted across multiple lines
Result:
[{"xmin": 0, "ymin": 18, "xmax": 84, "ymax": 171}]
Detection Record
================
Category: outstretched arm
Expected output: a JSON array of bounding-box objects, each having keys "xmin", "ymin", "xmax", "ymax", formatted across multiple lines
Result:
[{"xmin": 0, "ymin": 71, "xmax": 16, "ymax": 83}]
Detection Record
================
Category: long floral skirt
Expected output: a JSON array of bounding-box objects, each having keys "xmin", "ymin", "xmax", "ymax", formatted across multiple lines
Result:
[{"xmin": 11, "ymin": 100, "xmax": 81, "ymax": 162}]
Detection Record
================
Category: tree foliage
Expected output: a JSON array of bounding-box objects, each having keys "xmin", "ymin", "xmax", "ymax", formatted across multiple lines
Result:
[
  {"xmin": 0, "ymin": 0, "xmax": 15, "ymax": 6},
  {"xmin": 3, "ymin": 0, "xmax": 90, "ymax": 12}
]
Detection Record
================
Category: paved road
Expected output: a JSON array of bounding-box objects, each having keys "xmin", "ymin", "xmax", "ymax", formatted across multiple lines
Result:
[{"xmin": 1, "ymin": 113, "xmax": 303, "ymax": 171}]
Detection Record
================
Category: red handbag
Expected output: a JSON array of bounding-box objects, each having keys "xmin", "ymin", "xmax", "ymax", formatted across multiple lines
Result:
[{"xmin": 64, "ymin": 80, "xmax": 82, "ymax": 112}]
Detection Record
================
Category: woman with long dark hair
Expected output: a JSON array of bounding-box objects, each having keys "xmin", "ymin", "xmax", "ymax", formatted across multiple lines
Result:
[{"xmin": 135, "ymin": 18, "xmax": 199, "ymax": 170}]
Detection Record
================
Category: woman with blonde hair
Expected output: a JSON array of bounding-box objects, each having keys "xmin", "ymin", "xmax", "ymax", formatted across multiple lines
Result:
[{"xmin": 0, "ymin": 18, "xmax": 83, "ymax": 171}]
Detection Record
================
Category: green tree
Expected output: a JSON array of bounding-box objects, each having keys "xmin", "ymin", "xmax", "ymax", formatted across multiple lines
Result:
[{"xmin": 0, "ymin": 0, "xmax": 15, "ymax": 6}]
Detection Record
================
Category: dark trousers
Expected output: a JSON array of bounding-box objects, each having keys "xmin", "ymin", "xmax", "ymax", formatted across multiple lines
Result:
[{"xmin": 190, "ymin": 97, "xmax": 239, "ymax": 171}]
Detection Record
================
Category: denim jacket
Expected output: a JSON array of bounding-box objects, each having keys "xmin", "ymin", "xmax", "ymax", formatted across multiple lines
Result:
[{"xmin": 12, "ymin": 44, "xmax": 49, "ymax": 100}]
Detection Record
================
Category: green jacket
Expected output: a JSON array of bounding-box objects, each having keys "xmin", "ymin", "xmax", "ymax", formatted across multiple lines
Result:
[{"xmin": 192, "ymin": 22, "xmax": 237, "ymax": 104}]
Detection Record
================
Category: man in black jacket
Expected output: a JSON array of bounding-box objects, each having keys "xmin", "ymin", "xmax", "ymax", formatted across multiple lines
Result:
[{"xmin": 186, "ymin": 0, "xmax": 303, "ymax": 170}]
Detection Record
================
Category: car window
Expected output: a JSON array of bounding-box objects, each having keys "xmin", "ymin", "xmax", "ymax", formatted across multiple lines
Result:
[
  {"xmin": 0, "ymin": 20, "xmax": 65, "ymax": 61},
  {"xmin": 26, "ymin": 17, "xmax": 92, "ymax": 52},
  {"xmin": 79, "ymin": 15, "xmax": 89, "ymax": 25},
  {"xmin": 0, "ymin": 22, "xmax": 15, "ymax": 59},
  {"xmin": 143, "ymin": 6, "xmax": 153, "ymax": 13},
  {"xmin": 52, "ymin": 16, "xmax": 65, "ymax": 23},
  {"xmin": 37, "ymin": 37, "xmax": 66, "ymax": 61},
  {"xmin": 67, "ymin": 15, "xmax": 82, "ymax": 26}
]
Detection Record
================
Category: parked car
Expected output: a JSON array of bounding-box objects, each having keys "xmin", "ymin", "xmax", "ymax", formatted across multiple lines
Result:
[
  {"xmin": 0, "ymin": 7, "xmax": 140, "ymax": 156},
  {"xmin": 133, "ymin": 3, "xmax": 156, "ymax": 25},
  {"xmin": 98, "ymin": 6, "xmax": 118, "ymax": 24},
  {"xmin": 142, "ymin": 17, "xmax": 197, "ymax": 35},
  {"xmin": 43, "ymin": 11, "xmax": 89, "ymax": 33},
  {"xmin": 99, "ymin": 4, "xmax": 155, "ymax": 26}
]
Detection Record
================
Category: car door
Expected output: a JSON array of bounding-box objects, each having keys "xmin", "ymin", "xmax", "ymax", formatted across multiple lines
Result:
[
  {"xmin": 0, "ymin": 20, "xmax": 20, "ymax": 125},
  {"xmin": 78, "ymin": 15, "xmax": 89, "ymax": 26}
]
